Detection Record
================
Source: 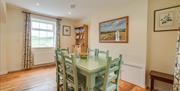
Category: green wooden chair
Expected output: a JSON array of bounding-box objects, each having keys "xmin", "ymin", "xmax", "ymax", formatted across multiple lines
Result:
[
  {"xmin": 64, "ymin": 55, "xmax": 79, "ymax": 91},
  {"xmin": 97, "ymin": 50, "xmax": 109, "ymax": 60},
  {"xmin": 55, "ymin": 49, "xmax": 66, "ymax": 91},
  {"xmin": 94, "ymin": 55, "xmax": 123, "ymax": 91},
  {"xmin": 57, "ymin": 48, "xmax": 70, "ymax": 55},
  {"xmin": 88, "ymin": 48, "xmax": 98, "ymax": 58}
]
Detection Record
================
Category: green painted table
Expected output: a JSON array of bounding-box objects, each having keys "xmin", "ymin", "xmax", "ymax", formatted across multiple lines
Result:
[{"xmin": 76, "ymin": 57, "xmax": 107, "ymax": 91}]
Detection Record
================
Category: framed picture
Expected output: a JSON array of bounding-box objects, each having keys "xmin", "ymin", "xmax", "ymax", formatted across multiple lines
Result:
[
  {"xmin": 63, "ymin": 25, "xmax": 71, "ymax": 36},
  {"xmin": 99, "ymin": 16, "xmax": 128, "ymax": 43},
  {"xmin": 154, "ymin": 5, "xmax": 180, "ymax": 32}
]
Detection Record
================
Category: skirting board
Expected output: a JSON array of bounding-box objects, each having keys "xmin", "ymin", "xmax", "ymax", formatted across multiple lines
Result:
[
  {"xmin": 0, "ymin": 70, "xmax": 8, "ymax": 75},
  {"xmin": 0, "ymin": 62, "xmax": 55, "ymax": 76}
]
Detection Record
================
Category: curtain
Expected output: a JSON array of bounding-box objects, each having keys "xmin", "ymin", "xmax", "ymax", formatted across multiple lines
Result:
[
  {"xmin": 174, "ymin": 31, "xmax": 180, "ymax": 91},
  {"xmin": 23, "ymin": 13, "xmax": 33, "ymax": 69},
  {"xmin": 0, "ymin": 0, "xmax": 6, "ymax": 23},
  {"xmin": 56, "ymin": 19, "xmax": 61, "ymax": 49}
]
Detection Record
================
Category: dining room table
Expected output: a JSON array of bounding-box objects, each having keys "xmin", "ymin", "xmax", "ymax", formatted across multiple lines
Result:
[{"xmin": 75, "ymin": 56, "xmax": 107, "ymax": 91}]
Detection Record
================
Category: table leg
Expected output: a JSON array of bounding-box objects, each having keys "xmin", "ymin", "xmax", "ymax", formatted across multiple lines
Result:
[
  {"xmin": 63, "ymin": 74, "xmax": 67, "ymax": 91},
  {"xmin": 150, "ymin": 78, "xmax": 154, "ymax": 91},
  {"xmin": 86, "ymin": 74, "xmax": 95, "ymax": 91}
]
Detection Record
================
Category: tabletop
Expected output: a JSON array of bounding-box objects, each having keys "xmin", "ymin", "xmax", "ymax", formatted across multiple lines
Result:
[{"xmin": 75, "ymin": 56, "xmax": 107, "ymax": 73}]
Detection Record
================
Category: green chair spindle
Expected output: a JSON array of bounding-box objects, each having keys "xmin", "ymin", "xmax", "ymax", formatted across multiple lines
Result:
[
  {"xmin": 55, "ymin": 50, "xmax": 66, "ymax": 91},
  {"xmin": 94, "ymin": 55, "xmax": 123, "ymax": 91},
  {"xmin": 64, "ymin": 55, "xmax": 79, "ymax": 91},
  {"xmin": 88, "ymin": 48, "xmax": 98, "ymax": 58}
]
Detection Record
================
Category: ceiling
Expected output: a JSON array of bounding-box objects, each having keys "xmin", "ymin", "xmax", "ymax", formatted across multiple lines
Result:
[{"xmin": 6, "ymin": 0, "xmax": 129, "ymax": 20}]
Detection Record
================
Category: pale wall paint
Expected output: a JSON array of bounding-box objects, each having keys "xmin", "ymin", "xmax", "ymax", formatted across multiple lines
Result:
[
  {"xmin": 60, "ymin": 18, "xmax": 76, "ymax": 52},
  {"xmin": 147, "ymin": 0, "xmax": 180, "ymax": 91},
  {"xmin": 6, "ymin": 5, "xmax": 24, "ymax": 71},
  {"xmin": 0, "ymin": 23, "xmax": 8, "ymax": 75},
  {"xmin": 3, "ymin": 4, "xmax": 76, "ymax": 72},
  {"xmin": 0, "ymin": 0, "xmax": 8, "ymax": 75},
  {"xmin": 75, "ymin": 17, "xmax": 91, "ymax": 27},
  {"xmin": 87, "ymin": 0, "xmax": 148, "ymax": 87},
  {"xmin": 77, "ymin": 0, "xmax": 180, "ymax": 89}
]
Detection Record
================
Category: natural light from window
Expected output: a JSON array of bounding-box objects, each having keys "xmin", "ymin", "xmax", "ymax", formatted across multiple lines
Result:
[{"xmin": 31, "ymin": 18, "xmax": 56, "ymax": 48}]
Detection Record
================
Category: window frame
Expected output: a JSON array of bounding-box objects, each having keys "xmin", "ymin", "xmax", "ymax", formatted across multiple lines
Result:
[{"xmin": 31, "ymin": 18, "xmax": 56, "ymax": 48}]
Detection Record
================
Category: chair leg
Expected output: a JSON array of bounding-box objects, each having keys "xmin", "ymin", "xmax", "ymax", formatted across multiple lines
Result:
[
  {"xmin": 57, "ymin": 74, "xmax": 60, "ymax": 91},
  {"xmin": 61, "ymin": 88, "xmax": 63, "ymax": 91},
  {"xmin": 57, "ymin": 86, "xmax": 60, "ymax": 91}
]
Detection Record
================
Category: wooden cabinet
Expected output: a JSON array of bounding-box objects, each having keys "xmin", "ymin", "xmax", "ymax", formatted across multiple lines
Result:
[{"xmin": 73, "ymin": 25, "xmax": 88, "ymax": 56}]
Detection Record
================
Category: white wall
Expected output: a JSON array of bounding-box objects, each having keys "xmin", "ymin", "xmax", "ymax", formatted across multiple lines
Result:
[
  {"xmin": 0, "ymin": 23, "xmax": 8, "ymax": 75},
  {"xmin": 60, "ymin": 18, "xmax": 76, "ymax": 52},
  {"xmin": 0, "ymin": 0, "xmax": 8, "ymax": 75},
  {"xmin": 147, "ymin": 0, "xmax": 180, "ymax": 91},
  {"xmin": 75, "ymin": 17, "xmax": 91, "ymax": 27},
  {"xmin": 6, "ymin": 5, "xmax": 24, "ymax": 71},
  {"xmin": 1, "ymin": 4, "xmax": 76, "ymax": 72},
  {"xmin": 87, "ymin": 0, "xmax": 148, "ymax": 87}
]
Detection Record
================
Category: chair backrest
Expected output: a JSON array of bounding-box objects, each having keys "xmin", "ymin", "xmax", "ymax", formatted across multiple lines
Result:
[
  {"xmin": 55, "ymin": 49, "xmax": 66, "ymax": 90},
  {"xmin": 103, "ymin": 55, "xmax": 123, "ymax": 91},
  {"xmin": 97, "ymin": 50, "xmax": 109, "ymax": 60},
  {"xmin": 88, "ymin": 48, "xmax": 98, "ymax": 57},
  {"xmin": 55, "ymin": 50, "xmax": 65, "ymax": 75},
  {"xmin": 57, "ymin": 48, "xmax": 70, "ymax": 55},
  {"xmin": 64, "ymin": 55, "xmax": 78, "ymax": 91}
]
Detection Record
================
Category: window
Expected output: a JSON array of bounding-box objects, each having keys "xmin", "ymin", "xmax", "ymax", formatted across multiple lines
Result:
[{"xmin": 31, "ymin": 18, "xmax": 56, "ymax": 48}]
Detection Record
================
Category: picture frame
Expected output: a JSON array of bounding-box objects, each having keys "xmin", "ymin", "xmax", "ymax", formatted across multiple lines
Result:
[
  {"xmin": 154, "ymin": 5, "xmax": 180, "ymax": 32},
  {"xmin": 99, "ymin": 16, "xmax": 129, "ymax": 43},
  {"xmin": 63, "ymin": 25, "xmax": 71, "ymax": 36}
]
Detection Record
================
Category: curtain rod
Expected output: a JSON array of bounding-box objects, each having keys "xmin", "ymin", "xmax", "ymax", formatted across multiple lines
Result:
[{"xmin": 22, "ymin": 11, "xmax": 62, "ymax": 21}]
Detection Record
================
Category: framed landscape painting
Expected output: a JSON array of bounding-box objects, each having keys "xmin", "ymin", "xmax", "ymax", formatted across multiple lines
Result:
[
  {"xmin": 99, "ymin": 16, "xmax": 128, "ymax": 43},
  {"xmin": 154, "ymin": 5, "xmax": 180, "ymax": 32}
]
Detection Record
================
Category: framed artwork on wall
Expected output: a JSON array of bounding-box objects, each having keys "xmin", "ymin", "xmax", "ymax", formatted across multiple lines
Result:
[
  {"xmin": 99, "ymin": 16, "xmax": 129, "ymax": 43},
  {"xmin": 63, "ymin": 25, "xmax": 71, "ymax": 36},
  {"xmin": 154, "ymin": 5, "xmax": 180, "ymax": 32}
]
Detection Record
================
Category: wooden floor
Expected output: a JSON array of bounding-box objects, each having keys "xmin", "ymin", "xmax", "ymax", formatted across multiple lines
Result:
[{"xmin": 0, "ymin": 66, "xmax": 148, "ymax": 91}]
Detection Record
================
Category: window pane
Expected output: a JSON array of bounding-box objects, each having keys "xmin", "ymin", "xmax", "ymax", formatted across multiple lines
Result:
[
  {"xmin": 40, "ymin": 31, "xmax": 47, "ymax": 38},
  {"xmin": 32, "ymin": 30, "xmax": 39, "ymax": 37},
  {"xmin": 39, "ymin": 31, "xmax": 54, "ymax": 47},
  {"xmin": 47, "ymin": 32, "xmax": 54, "ymax": 47},
  {"xmin": 47, "ymin": 24, "xmax": 53, "ymax": 30},
  {"xmin": 32, "ymin": 30, "xmax": 40, "ymax": 48},
  {"xmin": 40, "ymin": 23, "xmax": 47, "ymax": 30},
  {"xmin": 32, "ymin": 22, "xmax": 39, "ymax": 29},
  {"xmin": 31, "ymin": 19, "xmax": 55, "ymax": 48},
  {"xmin": 47, "ymin": 32, "xmax": 54, "ymax": 37}
]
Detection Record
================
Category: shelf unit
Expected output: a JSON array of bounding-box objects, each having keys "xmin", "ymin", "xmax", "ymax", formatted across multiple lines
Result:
[{"xmin": 74, "ymin": 25, "xmax": 88, "ymax": 56}]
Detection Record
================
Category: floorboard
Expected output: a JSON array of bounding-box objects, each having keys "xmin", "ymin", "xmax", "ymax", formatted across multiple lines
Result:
[{"xmin": 0, "ymin": 66, "xmax": 148, "ymax": 91}]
